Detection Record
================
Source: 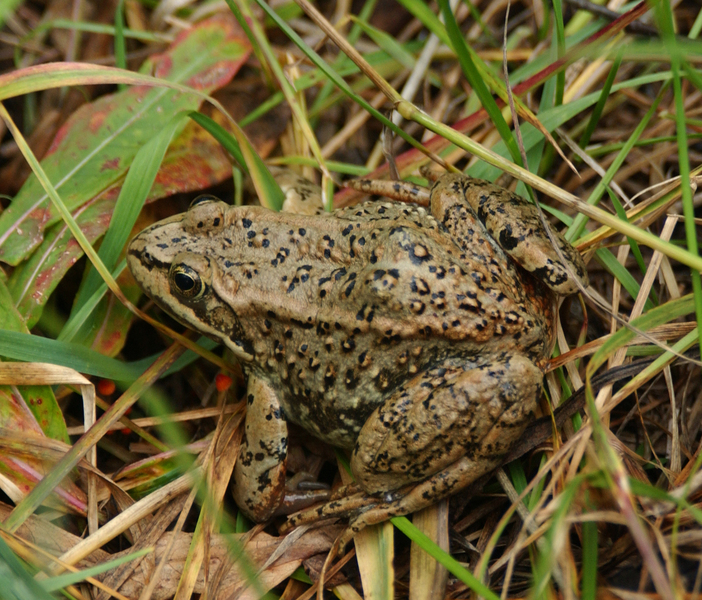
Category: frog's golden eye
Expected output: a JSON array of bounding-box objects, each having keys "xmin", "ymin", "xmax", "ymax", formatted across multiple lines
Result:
[
  {"xmin": 170, "ymin": 264, "xmax": 205, "ymax": 299},
  {"xmin": 190, "ymin": 194, "xmax": 220, "ymax": 208}
]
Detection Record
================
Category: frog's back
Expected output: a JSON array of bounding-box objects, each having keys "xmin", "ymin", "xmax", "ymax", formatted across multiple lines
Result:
[
  {"xmin": 234, "ymin": 201, "xmax": 554, "ymax": 448},
  {"xmin": 322, "ymin": 202, "xmax": 531, "ymax": 339},
  {"xmin": 230, "ymin": 201, "xmax": 547, "ymax": 349}
]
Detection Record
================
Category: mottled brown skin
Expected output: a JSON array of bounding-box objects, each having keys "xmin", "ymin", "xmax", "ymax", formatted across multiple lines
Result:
[{"xmin": 127, "ymin": 173, "xmax": 588, "ymax": 529}]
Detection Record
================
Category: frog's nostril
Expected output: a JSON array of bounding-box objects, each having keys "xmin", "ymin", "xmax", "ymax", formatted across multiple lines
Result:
[
  {"xmin": 190, "ymin": 194, "xmax": 220, "ymax": 208},
  {"xmin": 142, "ymin": 251, "xmax": 154, "ymax": 267}
]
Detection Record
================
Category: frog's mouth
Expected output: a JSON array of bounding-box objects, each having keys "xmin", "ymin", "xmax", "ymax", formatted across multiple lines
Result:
[{"xmin": 151, "ymin": 293, "xmax": 255, "ymax": 363}]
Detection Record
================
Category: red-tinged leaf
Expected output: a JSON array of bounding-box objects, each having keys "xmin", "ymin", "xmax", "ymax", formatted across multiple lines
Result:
[
  {"xmin": 0, "ymin": 390, "xmax": 86, "ymax": 514},
  {"xmin": 15, "ymin": 386, "xmax": 70, "ymax": 444},
  {"xmin": 0, "ymin": 14, "xmax": 251, "ymax": 266},
  {"xmin": 8, "ymin": 119, "xmax": 238, "ymax": 332},
  {"xmin": 0, "ymin": 280, "xmax": 70, "ymax": 444},
  {"xmin": 0, "ymin": 385, "xmax": 48, "ymax": 438},
  {"xmin": 8, "ymin": 193, "xmax": 118, "ymax": 328},
  {"xmin": 114, "ymin": 443, "xmax": 204, "ymax": 495},
  {"xmin": 0, "ymin": 62, "xmax": 175, "ymax": 101},
  {"xmin": 146, "ymin": 117, "xmax": 232, "ymax": 200},
  {"xmin": 72, "ymin": 268, "xmax": 143, "ymax": 358}
]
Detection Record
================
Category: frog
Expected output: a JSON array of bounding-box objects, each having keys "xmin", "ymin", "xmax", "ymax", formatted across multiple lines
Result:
[{"xmin": 127, "ymin": 172, "xmax": 588, "ymax": 536}]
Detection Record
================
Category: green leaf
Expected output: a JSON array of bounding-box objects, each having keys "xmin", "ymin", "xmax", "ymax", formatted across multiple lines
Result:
[
  {"xmin": 0, "ymin": 330, "xmax": 142, "ymax": 380},
  {"xmin": 0, "ymin": 278, "xmax": 69, "ymax": 443}
]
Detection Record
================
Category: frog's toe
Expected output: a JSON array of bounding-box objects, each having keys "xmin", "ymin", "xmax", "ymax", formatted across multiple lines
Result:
[{"xmin": 283, "ymin": 490, "xmax": 377, "ymax": 531}]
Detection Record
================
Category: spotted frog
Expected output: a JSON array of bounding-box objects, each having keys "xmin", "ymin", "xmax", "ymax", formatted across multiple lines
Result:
[{"xmin": 127, "ymin": 173, "xmax": 588, "ymax": 532}]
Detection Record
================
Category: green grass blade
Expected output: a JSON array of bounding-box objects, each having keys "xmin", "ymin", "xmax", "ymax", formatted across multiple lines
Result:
[
  {"xmin": 580, "ymin": 519, "xmax": 598, "ymax": 600},
  {"xmin": 71, "ymin": 113, "xmax": 188, "ymax": 319},
  {"xmin": 579, "ymin": 50, "xmax": 622, "ymax": 150},
  {"xmin": 392, "ymin": 516, "xmax": 500, "ymax": 600},
  {"xmin": 42, "ymin": 548, "xmax": 152, "ymax": 591},
  {"xmin": 653, "ymin": 0, "xmax": 702, "ymax": 357},
  {"xmin": 437, "ymin": 0, "xmax": 521, "ymax": 166},
  {"xmin": 607, "ymin": 190, "xmax": 649, "ymax": 277},
  {"xmin": 114, "ymin": 0, "xmax": 127, "ymax": 87},
  {"xmin": 531, "ymin": 475, "xmax": 583, "ymax": 600},
  {"xmin": 595, "ymin": 248, "xmax": 654, "ymax": 311},
  {"xmin": 188, "ymin": 111, "xmax": 246, "ymax": 168},
  {"xmin": 551, "ymin": 0, "xmax": 566, "ymax": 107},
  {"xmin": 0, "ymin": 535, "xmax": 55, "ymax": 600},
  {"xmin": 349, "ymin": 16, "xmax": 415, "ymax": 69},
  {"xmin": 0, "ymin": 330, "xmax": 140, "ymax": 380}
]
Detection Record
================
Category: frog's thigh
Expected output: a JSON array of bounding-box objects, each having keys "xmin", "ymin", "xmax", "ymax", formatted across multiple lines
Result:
[
  {"xmin": 351, "ymin": 355, "xmax": 542, "ymax": 495},
  {"xmin": 431, "ymin": 174, "xmax": 587, "ymax": 294},
  {"xmin": 232, "ymin": 375, "xmax": 288, "ymax": 522}
]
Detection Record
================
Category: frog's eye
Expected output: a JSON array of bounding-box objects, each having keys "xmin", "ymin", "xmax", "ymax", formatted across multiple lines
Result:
[
  {"xmin": 170, "ymin": 264, "xmax": 205, "ymax": 299},
  {"xmin": 190, "ymin": 194, "xmax": 220, "ymax": 208}
]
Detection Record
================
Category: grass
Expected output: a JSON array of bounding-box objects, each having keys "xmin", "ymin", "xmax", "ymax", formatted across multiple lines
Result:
[{"xmin": 0, "ymin": 0, "xmax": 700, "ymax": 599}]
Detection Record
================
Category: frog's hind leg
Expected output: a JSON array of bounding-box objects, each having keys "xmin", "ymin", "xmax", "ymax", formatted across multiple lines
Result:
[
  {"xmin": 431, "ymin": 174, "xmax": 588, "ymax": 294},
  {"xmin": 232, "ymin": 374, "xmax": 288, "ymax": 522},
  {"xmin": 285, "ymin": 355, "xmax": 543, "ymax": 541},
  {"xmin": 345, "ymin": 354, "xmax": 542, "ymax": 539},
  {"xmin": 350, "ymin": 354, "xmax": 542, "ymax": 496}
]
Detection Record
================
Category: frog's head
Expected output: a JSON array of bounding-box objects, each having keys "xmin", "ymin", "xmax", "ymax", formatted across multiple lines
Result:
[{"xmin": 127, "ymin": 196, "xmax": 255, "ymax": 362}]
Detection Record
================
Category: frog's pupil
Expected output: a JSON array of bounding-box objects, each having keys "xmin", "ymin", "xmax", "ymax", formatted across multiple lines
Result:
[{"xmin": 175, "ymin": 272, "xmax": 194, "ymax": 291}]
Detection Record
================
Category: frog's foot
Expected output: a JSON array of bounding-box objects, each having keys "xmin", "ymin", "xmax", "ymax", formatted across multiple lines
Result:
[
  {"xmin": 346, "ymin": 178, "xmax": 430, "ymax": 206},
  {"xmin": 283, "ymin": 452, "xmax": 505, "ymax": 548},
  {"xmin": 328, "ymin": 482, "xmax": 363, "ymax": 501},
  {"xmin": 281, "ymin": 489, "xmax": 378, "ymax": 532},
  {"xmin": 340, "ymin": 454, "xmax": 506, "ymax": 546}
]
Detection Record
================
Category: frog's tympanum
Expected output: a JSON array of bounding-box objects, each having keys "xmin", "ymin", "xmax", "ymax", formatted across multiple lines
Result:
[{"xmin": 127, "ymin": 173, "xmax": 588, "ymax": 534}]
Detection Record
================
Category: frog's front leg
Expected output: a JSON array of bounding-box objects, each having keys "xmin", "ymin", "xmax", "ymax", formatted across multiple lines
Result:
[
  {"xmin": 350, "ymin": 354, "xmax": 542, "ymax": 501},
  {"xmin": 232, "ymin": 374, "xmax": 288, "ymax": 522}
]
